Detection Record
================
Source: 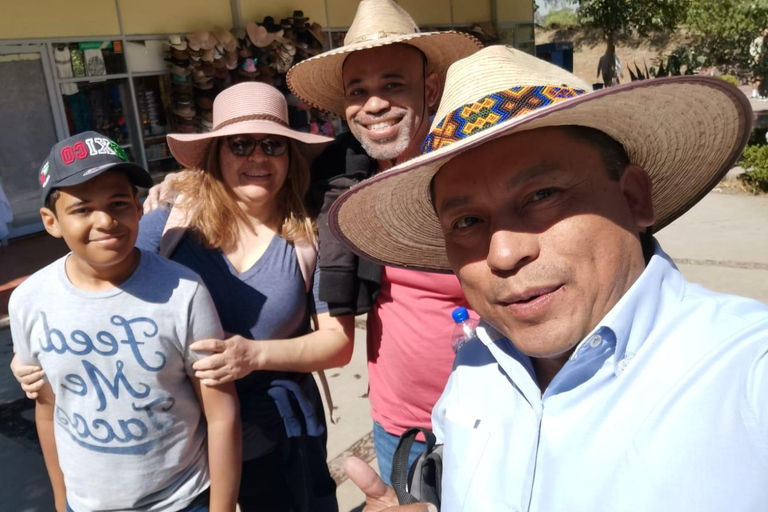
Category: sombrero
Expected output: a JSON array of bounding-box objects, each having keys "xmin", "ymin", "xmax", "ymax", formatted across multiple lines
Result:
[
  {"xmin": 166, "ymin": 82, "xmax": 331, "ymax": 169},
  {"xmin": 286, "ymin": 0, "xmax": 482, "ymax": 116},
  {"xmin": 329, "ymin": 46, "xmax": 752, "ymax": 272}
]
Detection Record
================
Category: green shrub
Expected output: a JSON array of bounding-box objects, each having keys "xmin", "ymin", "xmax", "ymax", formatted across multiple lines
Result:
[
  {"xmin": 719, "ymin": 74, "xmax": 741, "ymax": 87},
  {"xmin": 543, "ymin": 8, "xmax": 578, "ymax": 28},
  {"xmin": 739, "ymin": 144, "xmax": 768, "ymax": 194}
]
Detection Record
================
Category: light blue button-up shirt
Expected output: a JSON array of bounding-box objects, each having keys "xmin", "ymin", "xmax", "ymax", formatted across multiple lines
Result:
[{"xmin": 433, "ymin": 243, "xmax": 768, "ymax": 512}]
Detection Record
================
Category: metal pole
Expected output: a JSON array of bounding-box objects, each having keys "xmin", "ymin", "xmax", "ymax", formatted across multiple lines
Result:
[
  {"xmin": 230, "ymin": 0, "xmax": 244, "ymax": 29},
  {"xmin": 115, "ymin": 0, "xmax": 147, "ymax": 168}
]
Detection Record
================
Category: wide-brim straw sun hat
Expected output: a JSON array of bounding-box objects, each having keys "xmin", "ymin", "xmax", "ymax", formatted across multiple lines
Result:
[
  {"xmin": 167, "ymin": 82, "xmax": 332, "ymax": 169},
  {"xmin": 286, "ymin": 0, "xmax": 482, "ymax": 116},
  {"xmin": 329, "ymin": 45, "xmax": 752, "ymax": 273}
]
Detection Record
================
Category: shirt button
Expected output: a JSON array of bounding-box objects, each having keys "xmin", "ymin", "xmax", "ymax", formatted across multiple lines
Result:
[
  {"xmin": 588, "ymin": 334, "xmax": 602, "ymax": 347},
  {"xmin": 617, "ymin": 356, "xmax": 633, "ymax": 374}
]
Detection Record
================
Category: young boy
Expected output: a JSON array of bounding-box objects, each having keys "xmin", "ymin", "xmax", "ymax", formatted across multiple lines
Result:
[{"xmin": 9, "ymin": 132, "xmax": 241, "ymax": 512}]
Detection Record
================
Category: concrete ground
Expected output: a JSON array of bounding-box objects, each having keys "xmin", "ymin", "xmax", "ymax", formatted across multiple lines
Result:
[{"xmin": 0, "ymin": 190, "xmax": 767, "ymax": 511}]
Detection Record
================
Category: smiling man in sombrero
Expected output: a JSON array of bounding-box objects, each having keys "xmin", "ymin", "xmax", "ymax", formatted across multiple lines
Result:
[
  {"xmin": 287, "ymin": 0, "xmax": 482, "ymax": 484},
  {"xmin": 331, "ymin": 46, "xmax": 768, "ymax": 511}
]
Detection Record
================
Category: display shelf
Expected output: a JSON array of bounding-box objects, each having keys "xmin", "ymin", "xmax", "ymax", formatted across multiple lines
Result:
[
  {"xmin": 57, "ymin": 73, "xmax": 130, "ymax": 84},
  {"xmin": 144, "ymin": 135, "xmax": 167, "ymax": 144},
  {"xmin": 132, "ymin": 71, "xmax": 168, "ymax": 78},
  {"xmin": 147, "ymin": 155, "xmax": 175, "ymax": 163}
]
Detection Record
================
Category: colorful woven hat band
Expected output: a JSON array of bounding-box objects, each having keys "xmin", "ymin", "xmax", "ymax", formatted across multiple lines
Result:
[{"xmin": 421, "ymin": 85, "xmax": 587, "ymax": 154}]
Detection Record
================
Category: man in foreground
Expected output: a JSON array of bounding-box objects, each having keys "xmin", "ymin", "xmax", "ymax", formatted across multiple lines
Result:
[{"xmin": 331, "ymin": 46, "xmax": 767, "ymax": 511}]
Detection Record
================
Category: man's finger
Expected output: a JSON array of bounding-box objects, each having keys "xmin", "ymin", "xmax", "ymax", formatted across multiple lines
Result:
[
  {"xmin": 343, "ymin": 456, "xmax": 392, "ymax": 501},
  {"xmin": 195, "ymin": 365, "xmax": 232, "ymax": 382},
  {"xmin": 190, "ymin": 339, "xmax": 224, "ymax": 353},
  {"xmin": 22, "ymin": 379, "xmax": 45, "ymax": 394},
  {"xmin": 14, "ymin": 364, "xmax": 42, "ymax": 378},
  {"xmin": 201, "ymin": 377, "xmax": 228, "ymax": 387},
  {"xmin": 143, "ymin": 185, "xmax": 161, "ymax": 213},
  {"xmin": 192, "ymin": 354, "xmax": 223, "ymax": 371},
  {"xmin": 19, "ymin": 369, "xmax": 45, "ymax": 384},
  {"xmin": 25, "ymin": 391, "xmax": 39, "ymax": 400}
]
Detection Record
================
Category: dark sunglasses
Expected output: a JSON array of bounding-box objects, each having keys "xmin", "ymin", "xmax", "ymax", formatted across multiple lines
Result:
[{"xmin": 226, "ymin": 135, "xmax": 289, "ymax": 157}]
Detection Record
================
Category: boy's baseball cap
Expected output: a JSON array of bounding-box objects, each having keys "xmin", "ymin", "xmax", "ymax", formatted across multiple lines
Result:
[{"xmin": 39, "ymin": 131, "xmax": 154, "ymax": 204}]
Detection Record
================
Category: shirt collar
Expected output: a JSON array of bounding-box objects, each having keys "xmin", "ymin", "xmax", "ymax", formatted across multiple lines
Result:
[
  {"xmin": 476, "ymin": 238, "xmax": 684, "ymax": 380},
  {"xmin": 584, "ymin": 239, "xmax": 684, "ymax": 373}
]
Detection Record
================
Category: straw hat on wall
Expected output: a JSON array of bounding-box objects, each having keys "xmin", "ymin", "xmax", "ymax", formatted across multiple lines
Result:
[
  {"xmin": 286, "ymin": 0, "xmax": 482, "ymax": 116},
  {"xmin": 329, "ymin": 46, "xmax": 753, "ymax": 272}
]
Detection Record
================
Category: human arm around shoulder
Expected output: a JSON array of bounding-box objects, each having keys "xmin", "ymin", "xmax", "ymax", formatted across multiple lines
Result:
[
  {"xmin": 191, "ymin": 378, "xmax": 241, "ymax": 512},
  {"xmin": 190, "ymin": 312, "xmax": 354, "ymax": 385},
  {"xmin": 8, "ymin": 291, "xmax": 47, "ymax": 398},
  {"xmin": 142, "ymin": 171, "xmax": 191, "ymax": 214},
  {"xmin": 36, "ymin": 383, "xmax": 67, "ymax": 512}
]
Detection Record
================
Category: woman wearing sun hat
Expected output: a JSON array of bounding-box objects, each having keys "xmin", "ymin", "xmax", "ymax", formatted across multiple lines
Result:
[{"xmin": 140, "ymin": 82, "xmax": 346, "ymax": 511}]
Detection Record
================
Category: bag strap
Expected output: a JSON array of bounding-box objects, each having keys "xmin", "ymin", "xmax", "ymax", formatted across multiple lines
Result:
[
  {"xmin": 295, "ymin": 235, "xmax": 338, "ymax": 425},
  {"xmin": 159, "ymin": 201, "xmax": 190, "ymax": 258},
  {"xmin": 392, "ymin": 427, "xmax": 437, "ymax": 505},
  {"xmin": 294, "ymin": 237, "xmax": 318, "ymax": 294}
]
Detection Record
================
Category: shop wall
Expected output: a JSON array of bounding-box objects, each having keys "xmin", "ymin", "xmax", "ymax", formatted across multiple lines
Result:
[
  {"xmin": 241, "ymin": 0, "xmax": 328, "ymax": 27},
  {"xmin": 497, "ymin": 0, "xmax": 534, "ymax": 22},
  {"xmin": 120, "ymin": 0, "xmax": 233, "ymax": 35},
  {"xmin": 451, "ymin": 0, "xmax": 493, "ymax": 24},
  {"xmin": 0, "ymin": 0, "xmax": 120, "ymax": 39},
  {"xmin": 325, "ymin": 0, "xmax": 361, "ymax": 28},
  {"xmin": 0, "ymin": 0, "xmax": 532, "ymax": 40},
  {"xmin": 398, "ymin": 0, "xmax": 452, "ymax": 25}
]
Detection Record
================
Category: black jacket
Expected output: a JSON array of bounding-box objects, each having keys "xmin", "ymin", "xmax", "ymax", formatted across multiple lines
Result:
[{"xmin": 309, "ymin": 131, "xmax": 382, "ymax": 317}]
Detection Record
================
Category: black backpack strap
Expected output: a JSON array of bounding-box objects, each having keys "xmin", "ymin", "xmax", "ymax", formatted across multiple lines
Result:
[{"xmin": 391, "ymin": 427, "xmax": 436, "ymax": 505}]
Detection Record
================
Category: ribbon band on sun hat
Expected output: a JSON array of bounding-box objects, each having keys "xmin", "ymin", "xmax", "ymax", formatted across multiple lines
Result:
[
  {"xmin": 166, "ymin": 82, "xmax": 332, "ymax": 170},
  {"xmin": 421, "ymin": 85, "xmax": 587, "ymax": 154},
  {"xmin": 286, "ymin": 0, "xmax": 482, "ymax": 116},
  {"xmin": 328, "ymin": 45, "xmax": 752, "ymax": 273}
]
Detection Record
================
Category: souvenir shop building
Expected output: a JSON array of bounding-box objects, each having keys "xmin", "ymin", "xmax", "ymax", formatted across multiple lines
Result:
[{"xmin": 0, "ymin": 0, "xmax": 534, "ymax": 240}]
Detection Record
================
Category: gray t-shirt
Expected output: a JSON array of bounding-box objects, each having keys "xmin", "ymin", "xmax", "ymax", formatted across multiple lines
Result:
[{"xmin": 9, "ymin": 250, "xmax": 224, "ymax": 512}]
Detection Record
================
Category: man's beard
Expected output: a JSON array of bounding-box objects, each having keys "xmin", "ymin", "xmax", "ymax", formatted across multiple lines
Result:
[{"xmin": 351, "ymin": 108, "xmax": 415, "ymax": 161}]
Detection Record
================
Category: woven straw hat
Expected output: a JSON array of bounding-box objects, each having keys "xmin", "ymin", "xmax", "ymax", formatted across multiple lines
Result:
[
  {"xmin": 286, "ymin": 0, "xmax": 482, "ymax": 116},
  {"xmin": 167, "ymin": 82, "xmax": 331, "ymax": 169},
  {"xmin": 329, "ymin": 45, "xmax": 752, "ymax": 272}
]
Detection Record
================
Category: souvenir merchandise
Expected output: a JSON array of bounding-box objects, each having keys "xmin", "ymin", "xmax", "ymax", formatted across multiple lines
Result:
[
  {"xmin": 165, "ymin": 13, "xmax": 330, "ymax": 135},
  {"xmin": 70, "ymin": 47, "xmax": 86, "ymax": 77}
]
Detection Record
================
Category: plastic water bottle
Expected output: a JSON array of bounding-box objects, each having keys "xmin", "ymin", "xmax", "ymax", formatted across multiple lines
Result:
[{"xmin": 451, "ymin": 306, "xmax": 478, "ymax": 353}]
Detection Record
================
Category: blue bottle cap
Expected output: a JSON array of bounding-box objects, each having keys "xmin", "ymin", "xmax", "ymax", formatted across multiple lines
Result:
[{"xmin": 452, "ymin": 306, "xmax": 469, "ymax": 323}]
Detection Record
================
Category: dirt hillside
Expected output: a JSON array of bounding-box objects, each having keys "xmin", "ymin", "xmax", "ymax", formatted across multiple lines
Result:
[{"xmin": 536, "ymin": 26, "xmax": 692, "ymax": 87}]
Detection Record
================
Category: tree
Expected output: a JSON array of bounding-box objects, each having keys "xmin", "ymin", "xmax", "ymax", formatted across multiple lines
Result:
[
  {"xmin": 686, "ymin": 0, "xmax": 768, "ymax": 77},
  {"xmin": 577, "ymin": 0, "xmax": 691, "ymax": 84}
]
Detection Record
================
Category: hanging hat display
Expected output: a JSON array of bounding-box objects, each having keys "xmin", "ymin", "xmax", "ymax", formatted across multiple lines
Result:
[{"xmin": 165, "ymin": 10, "xmax": 344, "ymax": 136}]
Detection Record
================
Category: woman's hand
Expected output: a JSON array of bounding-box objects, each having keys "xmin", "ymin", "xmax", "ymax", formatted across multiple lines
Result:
[
  {"xmin": 10, "ymin": 354, "xmax": 46, "ymax": 399},
  {"xmin": 190, "ymin": 335, "xmax": 259, "ymax": 386},
  {"xmin": 142, "ymin": 171, "xmax": 190, "ymax": 213}
]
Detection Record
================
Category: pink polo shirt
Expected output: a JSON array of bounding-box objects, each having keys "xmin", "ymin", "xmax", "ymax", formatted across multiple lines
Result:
[{"xmin": 367, "ymin": 266, "xmax": 476, "ymax": 435}]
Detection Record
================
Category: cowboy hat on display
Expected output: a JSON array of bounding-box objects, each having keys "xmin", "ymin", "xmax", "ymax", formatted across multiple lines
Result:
[
  {"xmin": 213, "ymin": 26, "xmax": 238, "ymax": 53},
  {"xmin": 166, "ymin": 34, "xmax": 188, "ymax": 50},
  {"xmin": 247, "ymin": 21, "xmax": 278, "ymax": 48},
  {"xmin": 286, "ymin": 0, "xmax": 482, "ymax": 116},
  {"xmin": 329, "ymin": 45, "xmax": 753, "ymax": 272},
  {"xmin": 167, "ymin": 82, "xmax": 332, "ymax": 169}
]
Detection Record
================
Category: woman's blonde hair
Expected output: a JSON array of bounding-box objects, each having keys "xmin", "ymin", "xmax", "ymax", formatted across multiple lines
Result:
[{"xmin": 171, "ymin": 138, "xmax": 315, "ymax": 251}]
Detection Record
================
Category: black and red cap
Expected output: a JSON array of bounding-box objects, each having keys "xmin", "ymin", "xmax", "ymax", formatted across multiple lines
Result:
[{"xmin": 39, "ymin": 131, "xmax": 153, "ymax": 204}]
